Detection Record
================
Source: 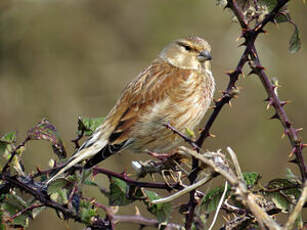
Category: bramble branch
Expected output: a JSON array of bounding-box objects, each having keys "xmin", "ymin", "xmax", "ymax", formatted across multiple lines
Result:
[
  {"xmin": 184, "ymin": 0, "xmax": 296, "ymax": 229},
  {"xmin": 93, "ymin": 167, "xmax": 184, "ymax": 190},
  {"xmin": 228, "ymin": 0, "xmax": 306, "ymax": 181},
  {"xmin": 180, "ymin": 147, "xmax": 282, "ymax": 230}
]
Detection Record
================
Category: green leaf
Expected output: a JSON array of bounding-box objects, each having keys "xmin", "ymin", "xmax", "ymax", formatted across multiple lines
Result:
[
  {"xmin": 47, "ymin": 178, "xmax": 71, "ymax": 204},
  {"xmin": 266, "ymin": 178, "xmax": 301, "ymax": 213},
  {"xmin": 267, "ymin": 178, "xmax": 300, "ymax": 198},
  {"xmin": 285, "ymin": 168, "xmax": 299, "ymax": 183},
  {"xmin": 259, "ymin": 0, "xmax": 290, "ymax": 23},
  {"xmin": 27, "ymin": 119, "xmax": 66, "ymax": 159},
  {"xmin": 289, "ymin": 25, "xmax": 301, "ymax": 53},
  {"xmin": 185, "ymin": 128, "xmax": 195, "ymax": 138},
  {"xmin": 83, "ymin": 179, "xmax": 99, "ymax": 187},
  {"xmin": 295, "ymin": 212, "xmax": 303, "ymax": 230},
  {"xmin": 30, "ymin": 205, "xmax": 45, "ymax": 219},
  {"xmin": 1, "ymin": 194, "xmax": 29, "ymax": 228},
  {"xmin": 144, "ymin": 190, "xmax": 172, "ymax": 222},
  {"xmin": 0, "ymin": 132, "xmax": 16, "ymax": 144},
  {"xmin": 78, "ymin": 117, "xmax": 105, "ymax": 136},
  {"xmin": 270, "ymin": 192, "xmax": 290, "ymax": 212},
  {"xmin": 0, "ymin": 132, "xmax": 16, "ymax": 158},
  {"xmin": 201, "ymin": 186, "xmax": 230, "ymax": 213},
  {"xmin": 47, "ymin": 178, "xmax": 70, "ymax": 195},
  {"xmin": 0, "ymin": 210, "xmax": 6, "ymax": 230},
  {"xmin": 243, "ymin": 172, "xmax": 260, "ymax": 187},
  {"xmin": 80, "ymin": 200, "xmax": 97, "ymax": 224},
  {"xmin": 108, "ymin": 177, "xmax": 132, "ymax": 206}
]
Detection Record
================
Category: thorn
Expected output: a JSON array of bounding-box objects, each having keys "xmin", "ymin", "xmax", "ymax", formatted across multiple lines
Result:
[
  {"xmin": 241, "ymin": 71, "xmax": 245, "ymax": 78},
  {"xmin": 238, "ymin": 41, "xmax": 247, "ymax": 47},
  {"xmin": 266, "ymin": 101, "xmax": 273, "ymax": 110},
  {"xmin": 248, "ymin": 69, "xmax": 256, "ymax": 76},
  {"xmin": 261, "ymin": 29, "xmax": 267, "ymax": 34},
  {"xmin": 230, "ymin": 87, "xmax": 240, "ymax": 97},
  {"xmin": 135, "ymin": 206, "xmax": 141, "ymax": 216},
  {"xmin": 215, "ymin": 97, "xmax": 223, "ymax": 103},
  {"xmin": 280, "ymin": 100, "xmax": 291, "ymax": 107},
  {"xmin": 271, "ymin": 78, "xmax": 282, "ymax": 88},
  {"xmin": 284, "ymin": 128, "xmax": 290, "ymax": 135},
  {"xmin": 228, "ymin": 100, "xmax": 232, "ymax": 108},
  {"xmin": 255, "ymin": 65, "xmax": 265, "ymax": 71},
  {"xmin": 281, "ymin": 132, "xmax": 286, "ymax": 139},
  {"xmin": 269, "ymin": 113, "xmax": 280, "ymax": 120},
  {"xmin": 288, "ymin": 147, "xmax": 296, "ymax": 158},
  {"xmin": 236, "ymin": 35, "xmax": 243, "ymax": 42},
  {"xmin": 255, "ymin": 27, "xmax": 266, "ymax": 34},
  {"xmin": 209, "ymin": 105, "xmax": 216, "ymax": 110},
  {"xmin": 296, "ymin": 128, "xmax": 303, "ymax": 133},
  {"xmin": 289, "ymin": 158, "xmax": 298, "ymax": 164},
  {"xmin": 302, "ymin": 144, "xmax": 307, "ymax": 148},
  {"xmin": 208, "ymin": 133, "xmax": 216, "ymax": 138},
  {"xmin": 285, "ymin": 121, "xmax": 291, "ymax": 128},
  {"xmin": 264, "ymin": 97, "xmax": 271, "ymax": 102},
  {"xmin": 226, "ymin": 70, "xmax": 236, "ymax": 78},
  {"xmin": 224, "ymin": 1, "xmax": 231, "ymax": 9}
]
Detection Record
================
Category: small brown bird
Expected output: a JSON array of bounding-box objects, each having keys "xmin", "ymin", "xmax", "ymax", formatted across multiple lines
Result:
[{"xmin": 47, "ymin": 36, "xmax": 215, "ymax": 183}]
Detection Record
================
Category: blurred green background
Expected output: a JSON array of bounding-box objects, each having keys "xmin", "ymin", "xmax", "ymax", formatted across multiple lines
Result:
[{"xmin": 0, "ymin": 0, "xmax": 306, "ymax": 229}]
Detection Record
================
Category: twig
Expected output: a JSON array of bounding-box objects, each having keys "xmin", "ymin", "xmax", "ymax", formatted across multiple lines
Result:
[
  {"xmin": 208, "ymin": 181, "xmax": 228, "ymax": 230},
  {"xmin": 284, "ymin": 181, "xmax": 307, "ymax": 230},
  {"xmin": 179, "ymin": 146, "xmax": 282, "ymax": 230},
  {"xmin": 93, "ymin": 167, "xmax": 184, "ymax": 190},
  {"xmin": 85, "ymin": 197, "xmax": 183, "ymax": 230},
  {"xmin": 227, "ymin": 147, "xmax": 244, "ymax": 181},
  {"xmin": 152, "ymin": 172, "xmax": 214, "ymax": 204},
  {"xmin": 8, "ymin": 203, "xmax": 44, "ymax": 221},
  {"xmin": 164, "ymin": 123, "xmax": 200, "ymax": 150},
  {"xmin": 113, "ymin": 215, "xmax": 183, "ymax": 230},
  {"xmin": 71, "ymin": 116, "xmax": 88, "ymax": 149},
  {"xmin": 0, "ymin": 174, "xmax": 111, "ymax": 229}
]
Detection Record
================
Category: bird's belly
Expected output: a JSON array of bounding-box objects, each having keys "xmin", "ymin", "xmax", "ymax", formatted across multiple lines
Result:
[{"xmin": 129, "ymin": 92, "xmax": 210, "ymax": 153}]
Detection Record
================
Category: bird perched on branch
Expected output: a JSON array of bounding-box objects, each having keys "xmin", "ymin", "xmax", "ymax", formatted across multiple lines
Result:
[{"xmin": 47, "ymin": 36, "xmax": 215, "ymax": 184}]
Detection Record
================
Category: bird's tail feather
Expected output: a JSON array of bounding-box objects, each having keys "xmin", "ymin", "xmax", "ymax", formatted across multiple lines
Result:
[{"xmin": 46, "ymin": 140, "xmax": 107, "ymax": 184}]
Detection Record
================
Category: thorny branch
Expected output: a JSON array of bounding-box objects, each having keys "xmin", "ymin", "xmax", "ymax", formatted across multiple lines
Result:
[
  {"xmin": 0, "ymin": 173, "xmax": 182, "ymax": 230},
  {"xmin": 84, "ymin": 197, "xmax": 183, "ymax": 230},
  {"xmin": 179, "ymin": 147, "xmax": 282, "ymax": 230},
  {"xmin": 92, "ymin": 167, "xmax": 184, "ymax": 190},
  {"xmin": 184, "ymin": 0, "xmax": 306, "ymax": 229}
]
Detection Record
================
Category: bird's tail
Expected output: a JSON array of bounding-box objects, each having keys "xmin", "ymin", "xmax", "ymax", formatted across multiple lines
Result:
[{"xmin": 46, "ymin": 139, "xmax": 107, "ymax": 184}]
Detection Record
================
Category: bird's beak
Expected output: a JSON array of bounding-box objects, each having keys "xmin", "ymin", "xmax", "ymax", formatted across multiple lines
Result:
[{"xmin": 197, "ymin": 50, "xmax": 212, "ymax": 62}]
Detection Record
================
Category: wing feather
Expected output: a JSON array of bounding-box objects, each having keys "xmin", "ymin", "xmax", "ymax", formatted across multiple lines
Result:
[{"xmin": 106, "ymin": 58, "xmax": 193, "ymax": 146}]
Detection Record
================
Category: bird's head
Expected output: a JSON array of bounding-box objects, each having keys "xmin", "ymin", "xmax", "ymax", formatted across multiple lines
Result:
[{"xmin": 160, "ymin": 36, "xmax": 212, "ymax": 71}]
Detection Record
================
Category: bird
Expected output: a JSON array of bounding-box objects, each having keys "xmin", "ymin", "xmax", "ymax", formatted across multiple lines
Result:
[{"xmin": 47, "ymin": 36, "xmax": 215, "ymax": 184}]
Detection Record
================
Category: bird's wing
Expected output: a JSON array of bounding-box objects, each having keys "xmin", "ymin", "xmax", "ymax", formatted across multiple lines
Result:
[
  {"xmin": 46, "ymin": 60, "xmax": 194, "ymax": 183},
  {"xmin": 105, "ymin": 59, "xmax": 193, "ymax": 146}
]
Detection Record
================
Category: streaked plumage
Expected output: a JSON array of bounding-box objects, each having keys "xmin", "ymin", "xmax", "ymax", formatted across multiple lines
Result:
[{"xmin": 47, "ymin": 36, "xmax": 215, "ymax": 183}]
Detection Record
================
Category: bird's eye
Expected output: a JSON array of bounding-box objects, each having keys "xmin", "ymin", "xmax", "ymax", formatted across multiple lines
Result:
[
  {"xmin": 177, "ymin": 42, "xmax": 193, "ymax": 51},
  {"xmin": 182, "ymin": 44, "xmax": 192, "ymax": 51}
]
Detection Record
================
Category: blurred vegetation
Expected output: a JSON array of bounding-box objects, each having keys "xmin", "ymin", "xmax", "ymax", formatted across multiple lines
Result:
[{"xmin": 0, "ymin": 0, "xmax": 306, "ymax": 229}]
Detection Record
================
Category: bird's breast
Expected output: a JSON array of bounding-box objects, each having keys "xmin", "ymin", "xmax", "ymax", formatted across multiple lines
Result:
[{"xmin": 129, "ymin": 69, "xmax": 215, "ymax": 153}]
